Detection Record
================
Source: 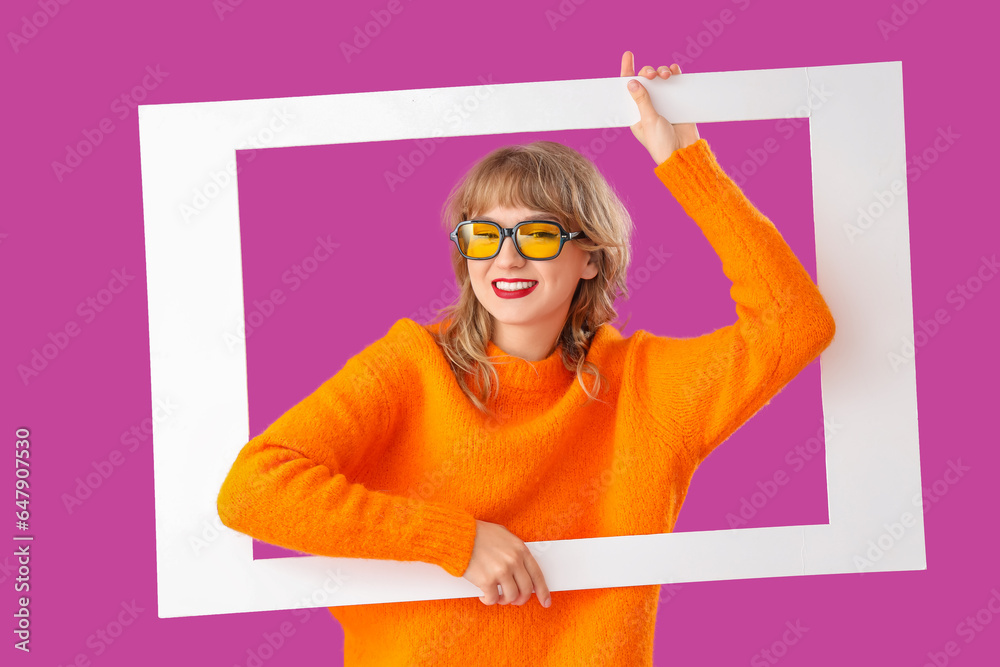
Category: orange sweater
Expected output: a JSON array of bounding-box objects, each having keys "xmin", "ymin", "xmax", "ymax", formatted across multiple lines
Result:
[{"xmin": 216, "ymin": 138, "xmax": 836, "ymax": 666}]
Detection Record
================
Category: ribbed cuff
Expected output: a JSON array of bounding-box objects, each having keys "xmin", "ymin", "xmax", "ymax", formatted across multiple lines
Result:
[{"xmin": 409, "ymin": 502, "xmax": 478, "ymax": 578}]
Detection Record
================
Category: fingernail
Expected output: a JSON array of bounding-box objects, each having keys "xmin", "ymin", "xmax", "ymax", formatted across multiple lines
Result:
[
  {"xmin": 544, "ymin": 597, "xmax": 551, "ymax": 607},
  {"xmin": 627, "ymin": 80, "xmax": 638, "ymax": 91}
]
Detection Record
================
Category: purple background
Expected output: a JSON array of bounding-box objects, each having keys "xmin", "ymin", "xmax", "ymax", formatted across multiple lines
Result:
[{"xmin": 4, "ymin": 0, "xmax": 997, "ymax": 665}]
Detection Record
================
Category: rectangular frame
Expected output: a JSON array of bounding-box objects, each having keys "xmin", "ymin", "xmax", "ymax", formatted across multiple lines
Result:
[{"xmin": 138, "ymin": 61, "xmax": 924, "ymax": 618}]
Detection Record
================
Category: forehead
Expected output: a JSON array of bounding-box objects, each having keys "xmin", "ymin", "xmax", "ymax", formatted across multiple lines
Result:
[{"xmin": 474, "ymin": 204, "xmax": 554, "ymax": 224}]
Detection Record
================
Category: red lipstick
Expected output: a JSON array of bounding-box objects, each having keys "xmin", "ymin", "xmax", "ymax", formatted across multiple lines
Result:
[{"xmin": 492, "ymin": 279, "xmax": 538, "ymax": 299}]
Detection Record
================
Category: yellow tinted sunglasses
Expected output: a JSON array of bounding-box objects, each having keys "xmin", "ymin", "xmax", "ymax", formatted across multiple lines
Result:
[{"xmin": 450, "ymin": 220, "xmax": 587, "ymax": 261}]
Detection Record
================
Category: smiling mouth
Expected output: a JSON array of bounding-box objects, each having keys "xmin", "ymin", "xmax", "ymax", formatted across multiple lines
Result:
[
  {"xmin": 493, "ymin": 280, "xmax": 538, "ymax": 291},
  {"xmin": 492, "ymin": 280, "xmax": 539, "ymax": 299}
]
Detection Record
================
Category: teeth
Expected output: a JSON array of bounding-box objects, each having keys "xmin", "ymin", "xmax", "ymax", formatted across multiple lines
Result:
[{"xmin": 495, "ymin": 281, "xmax": 537, "ymax": 291}]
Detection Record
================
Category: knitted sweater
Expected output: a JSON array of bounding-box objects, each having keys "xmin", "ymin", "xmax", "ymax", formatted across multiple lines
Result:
[{"xmin": 216, "ymin": 138, "xmax": 836, "ymax": 666}]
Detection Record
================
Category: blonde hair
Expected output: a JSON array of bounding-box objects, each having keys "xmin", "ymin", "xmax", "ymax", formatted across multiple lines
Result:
[{"xmin": 428, "ymin": 140, "xmax": 635, "ymax": 423}]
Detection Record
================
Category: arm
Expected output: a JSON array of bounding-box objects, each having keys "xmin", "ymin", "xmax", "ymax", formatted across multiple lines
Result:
[
  {"xmin": 634, "ymin": 139, "xmax": 836, "ymax": 463},
  {"xmin": 216, "ymin": 348, "xmax": 478, "ymax": 577}
]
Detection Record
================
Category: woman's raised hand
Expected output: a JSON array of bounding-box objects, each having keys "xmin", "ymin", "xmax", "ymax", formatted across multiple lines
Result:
[
  {"xmin": 621, "ymin": 50, "xmax": 701, "ymax": 166},
  {"xmin": 463, "ymin": 519, "xmax": 552, "ymax": 608}
]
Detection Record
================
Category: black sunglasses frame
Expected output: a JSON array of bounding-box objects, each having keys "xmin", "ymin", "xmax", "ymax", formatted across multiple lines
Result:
[{"xmin": 449, "ymin": 220, "xmax": 588, "ymax": 261}]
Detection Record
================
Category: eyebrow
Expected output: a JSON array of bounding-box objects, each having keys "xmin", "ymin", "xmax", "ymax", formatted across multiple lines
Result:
[{"xmin": 475, "ymin": 213, "xmax": 554, "ymax": 222}]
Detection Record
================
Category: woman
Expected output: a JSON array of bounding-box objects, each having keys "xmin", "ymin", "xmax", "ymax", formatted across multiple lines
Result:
[{"xmin": 217, "ymin": 51, "xmax": 836, "ymax": 665}]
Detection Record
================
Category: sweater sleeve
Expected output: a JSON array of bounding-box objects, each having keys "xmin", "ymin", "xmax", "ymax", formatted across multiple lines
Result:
[
  {"xmin": 215, "ymin": 346, "xmax": 478, "ymax": 578},
  {"xmin": 633, "ymin": 138, "xmax": 836, "ymax": 464}
]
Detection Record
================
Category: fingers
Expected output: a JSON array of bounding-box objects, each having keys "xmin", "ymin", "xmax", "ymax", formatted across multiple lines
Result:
[
  {"xmin": 621, "ymin": 51, "xmax": 634, "ymax": 77},
  {"xmin": 627, "ymin": 61, "xmax": 683, "ymax": 121},
  {"xmin": 481, "ymin": 573, "xmax": 521, "ymax": 606},
  {"xmin": 476, "ymin": 552, "xmax": 551, "ymax": 608},
  {"xmin": 522, "ymin": 548, "xmax": 551, "ymax": 608},
  {"xmin": 622, "ymin": 51, "xmax": 682, "ymax": 79},
  {"xmin": 496, "ymin": 572, "xmax": 519, "ymax": 605},
  {"xmin": 480, "ymin": 580, "xmax": 502, "ymax": 605},
  {"xmin": 466, "ymin": 520, "xmax": 552, "ymax": 609},
  {"xmin": 508, "ymin": 567, "xmax": 534, "ymax": 606},
  {"xmin": 643, "ymin": 64, "xmax": 681, "ymax": 78},
  {"xmin": 627, "ymin": 77, "xmax": 657, "ymax": 120}
]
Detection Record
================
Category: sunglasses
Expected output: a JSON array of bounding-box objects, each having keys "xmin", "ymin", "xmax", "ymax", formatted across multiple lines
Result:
[{"xmin": 450, "ymin": 220, "xmax": 587, "ymax": 261}]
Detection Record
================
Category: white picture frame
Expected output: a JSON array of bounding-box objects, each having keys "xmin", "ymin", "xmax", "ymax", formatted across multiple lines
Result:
[{"xmin": 138, "ymin": 60, "xmax": 924, "ymax": 618}]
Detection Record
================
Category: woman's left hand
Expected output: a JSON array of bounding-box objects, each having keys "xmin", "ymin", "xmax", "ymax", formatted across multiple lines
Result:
[{"xmin": 621, "ymin": 51, "xmax": 701, "ymax": 166}]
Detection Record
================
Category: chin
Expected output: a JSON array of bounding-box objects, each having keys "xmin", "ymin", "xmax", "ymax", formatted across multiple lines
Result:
[{"xmin": 486, "ymin": 305, "xmax": 536, "ymax": 326}]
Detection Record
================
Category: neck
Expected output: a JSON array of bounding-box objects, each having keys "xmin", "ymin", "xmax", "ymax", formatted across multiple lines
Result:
[{"xmin": 490, "ymin": 319, "xmax": 564, "ymax": 362}]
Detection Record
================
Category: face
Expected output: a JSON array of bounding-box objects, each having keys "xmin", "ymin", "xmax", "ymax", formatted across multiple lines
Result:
[{"xmin": 465, "ymin": 204, "xmax": 599, "ymax": 333}]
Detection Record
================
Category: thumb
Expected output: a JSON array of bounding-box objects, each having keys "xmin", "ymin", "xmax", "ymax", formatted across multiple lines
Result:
[{"xmin": 627, "ymin": 79, "xmax": 656, "ymax": 121}]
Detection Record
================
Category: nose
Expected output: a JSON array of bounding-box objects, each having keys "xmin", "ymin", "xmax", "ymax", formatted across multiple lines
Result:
[{"xmin": 494, "ymin": 231, "xmax": 525, "ymax": 268}]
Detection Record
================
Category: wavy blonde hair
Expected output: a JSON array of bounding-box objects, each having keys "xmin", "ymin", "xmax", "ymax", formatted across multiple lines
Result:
[{"xmin": 428, "ymin": 140, "xmax": 635, "ymax": 422}]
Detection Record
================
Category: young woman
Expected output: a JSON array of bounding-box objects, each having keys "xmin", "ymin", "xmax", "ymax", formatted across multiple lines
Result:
[{"xmin": 217, "ymin": 51, "xmax": 836, "ymax": 665}]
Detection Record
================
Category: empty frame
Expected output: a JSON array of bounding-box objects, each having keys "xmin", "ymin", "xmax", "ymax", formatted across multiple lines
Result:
[{"xmin": 138, "ymin": 61, "xmax": 924, "ymax": 618}]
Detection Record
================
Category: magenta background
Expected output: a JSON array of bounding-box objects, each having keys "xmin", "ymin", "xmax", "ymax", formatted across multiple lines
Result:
[{"xmin": 4, "ymin": 0, "xmax": 997, "ymax": 665}]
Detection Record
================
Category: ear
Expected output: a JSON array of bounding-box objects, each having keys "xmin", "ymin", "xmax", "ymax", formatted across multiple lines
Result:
[{"xmin": 582, "ymin": 253, "xmax": 600, "ymax": 280}]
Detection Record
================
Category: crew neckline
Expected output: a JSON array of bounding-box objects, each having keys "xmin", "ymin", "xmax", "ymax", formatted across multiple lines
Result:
[
  {"xmin": 484, "ymin": 337, "xmax": 573, "ymax": 388},
  {"xmin": 412, "ymin": 318, "xmax": 622, "ymax": 390}
]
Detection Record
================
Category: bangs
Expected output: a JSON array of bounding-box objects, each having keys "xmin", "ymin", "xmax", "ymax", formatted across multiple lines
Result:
[{"xmin": 459, "ymin": 150, "xmax": 578, "ymax": 230}]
